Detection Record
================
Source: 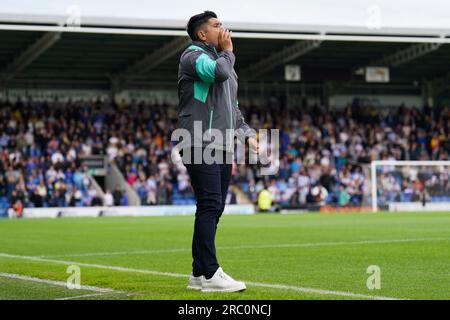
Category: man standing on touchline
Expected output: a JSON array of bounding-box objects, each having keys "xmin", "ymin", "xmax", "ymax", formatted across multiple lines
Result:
[{"xmin": 176, "ymin": 10, "xmax": 258, "ymax": 292}]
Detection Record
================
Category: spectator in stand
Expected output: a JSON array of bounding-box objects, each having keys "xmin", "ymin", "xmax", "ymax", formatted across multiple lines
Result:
[
  {"xmin": 104, "ymin": 190, "xmax": 114, "ymax": 206},
  {"xmin": 113, "ymin": 185, "xmax": 123, "ymax": 206},
  {"xmin": 156, "ymin": 179, "xmax": 171, "ymax": 205}
]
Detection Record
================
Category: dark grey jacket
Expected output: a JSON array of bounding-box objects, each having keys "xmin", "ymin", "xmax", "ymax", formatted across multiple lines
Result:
[{"xmin": 176, "ymin": 40, "xmax": 255, "ymax": 152}]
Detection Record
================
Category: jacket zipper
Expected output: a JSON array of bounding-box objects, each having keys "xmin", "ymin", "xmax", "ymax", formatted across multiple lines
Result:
[
  {"xmin": 208, "ymin": 106, "xmax": 214, "ymax": 134},
  {"xmin": 226, "ymin": 80, "xmax": 233, "ymax": 152},
  {"xmin": 213, "ymin": 47, "xmax": 234, "ymax": 152}
]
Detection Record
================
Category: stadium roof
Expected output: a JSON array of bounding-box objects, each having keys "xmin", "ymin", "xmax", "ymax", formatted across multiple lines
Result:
[
  {"xmin": 0, "ymin": 27, "xmax": 450, "ymax": 94},
  {"xmin": 2, "ymin": 0, "xmax": 450, "ymax": 97},
  {"xmin": 2, "ymin": 0, "xmax": 450, "ymax": 36}
]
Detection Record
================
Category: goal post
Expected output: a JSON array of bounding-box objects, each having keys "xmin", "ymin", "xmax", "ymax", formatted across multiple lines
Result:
[{"xmin": 371, "ymin": 160, "xmax": 450, "ymax": 212}]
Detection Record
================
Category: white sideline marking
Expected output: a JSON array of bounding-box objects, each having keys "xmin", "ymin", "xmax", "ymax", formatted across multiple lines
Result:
[
  {"xmin": 55, "ymin": 293, "xmax": 109, "ymax": 300},
  {"xmin": 245, "ymin": 281, "xmax": 399, "ymax": 300},
  {"xmin": 0, "ymin": 252, "xmax": 403, "ymax": 300},
  {"xmin": 37, "ymin": 237, "xmax": 450, "ymax": 258},
  {"xmin": 0, "ymin": 272, "xmax": 117, "ymax": 292},
  {"xmin": 0, "ymin": 272, "xmax": 126, "ymax": 300}
]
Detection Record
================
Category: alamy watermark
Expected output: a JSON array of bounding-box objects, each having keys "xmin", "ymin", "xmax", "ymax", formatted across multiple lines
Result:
[
  {"xmin": 366, "ymin": 265, "xmax": 381, "ymax": 290},
  {"xmin": 66, "ymin": 265, "xmax": 81, "ymax": 289},
  {"xmin": 61, "ymin": 5, "xmax": 81, "ymax": 30},
  {"xmin": 365, "ymin": 4, "xmax": 382, "ymax": 30}
]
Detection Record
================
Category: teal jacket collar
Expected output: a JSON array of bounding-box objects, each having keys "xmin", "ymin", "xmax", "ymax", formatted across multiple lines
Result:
[{"xmin": 191, "ymin": 40, "xmax": 219, "ymax": 57}]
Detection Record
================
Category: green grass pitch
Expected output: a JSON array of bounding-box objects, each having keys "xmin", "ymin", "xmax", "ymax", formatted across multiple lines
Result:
[{"xmin": 0, "ymin": 211, "xmax": 449, "ymax": 300}]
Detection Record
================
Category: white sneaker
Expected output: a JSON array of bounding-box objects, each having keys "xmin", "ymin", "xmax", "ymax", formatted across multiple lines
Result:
[
  {"xmin": 201, "ymin": 267, "xmax": 246, "ymax": 292},
  {"xmin": 187, "ymin": 274, "xmax": 203, "ymax": 290}
]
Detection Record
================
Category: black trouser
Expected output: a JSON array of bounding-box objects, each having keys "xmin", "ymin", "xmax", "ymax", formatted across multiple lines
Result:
[{"xmin": 182, "ymin": 147, "xmax": 233, "ymax": 277}]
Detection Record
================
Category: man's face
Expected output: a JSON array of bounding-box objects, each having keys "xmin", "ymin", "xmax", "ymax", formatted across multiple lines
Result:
[{"xmin": 197, "ymin": 18, "xmax": 223, "ymax": 48}]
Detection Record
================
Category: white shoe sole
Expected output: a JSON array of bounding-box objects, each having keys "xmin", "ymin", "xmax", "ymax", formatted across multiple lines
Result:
[
  {"xmin": 187, "ymin": 275, "xmax": 203, "ymax": 290},
  {"xmin": 201, "ymin": 284, "xmax": 247, "ymax": 293}
]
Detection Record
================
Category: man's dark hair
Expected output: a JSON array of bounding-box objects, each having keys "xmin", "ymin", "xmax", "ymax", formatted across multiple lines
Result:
[{"xmin": 187, "ymin": 10, "xmax": 217, "ymax": 41}]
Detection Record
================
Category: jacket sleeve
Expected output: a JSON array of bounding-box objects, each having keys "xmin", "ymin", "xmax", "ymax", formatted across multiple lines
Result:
[
  {"xmin": 181, "ymin": 49, "xmax": 235, "ymax": 83},
  {"xmin": 234, "ymin": 101, "xmax": 257, "ymax": 139}
]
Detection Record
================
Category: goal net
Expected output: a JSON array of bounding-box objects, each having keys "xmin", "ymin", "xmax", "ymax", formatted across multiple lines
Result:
[{"xmin": 371, "ymin": 161, "xmax": 450, "ymax": 212}]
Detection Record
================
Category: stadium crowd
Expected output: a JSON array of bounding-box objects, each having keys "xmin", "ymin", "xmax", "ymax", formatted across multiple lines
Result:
[
  {"xmin": 237, "ymin": 101, "xmax": 450, "ymax": 208},
  {"xmin": 0, "ymin": 98, "xmax": 449, "ymax": 216}
]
